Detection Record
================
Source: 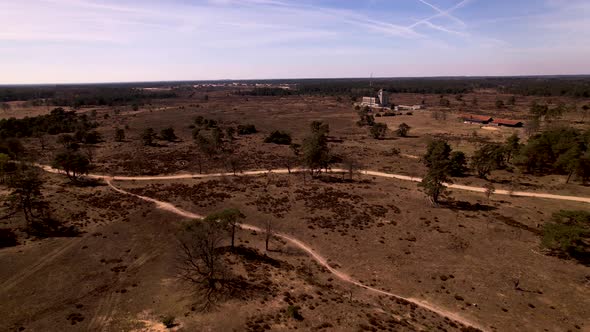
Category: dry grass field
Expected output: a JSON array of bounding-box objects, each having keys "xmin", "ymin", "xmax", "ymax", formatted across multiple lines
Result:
[{"xmin": 1, "ymin": 88, "xmax": 589, "ymax": 331}]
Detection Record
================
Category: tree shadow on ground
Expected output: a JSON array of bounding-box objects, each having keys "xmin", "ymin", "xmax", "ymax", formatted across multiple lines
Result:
[
  {"xmin": 27, "ymin": 217, "xmax": 82, "ymax": 238},
  {"xmin": 74, "ymin": 177, "xmax": 106, "ymax": 188},
  {"xmin": 441, "ymin": 200, "xmax": 497, "ymax": 212}
]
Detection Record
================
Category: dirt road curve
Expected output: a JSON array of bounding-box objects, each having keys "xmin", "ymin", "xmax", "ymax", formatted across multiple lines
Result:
[
  {"xmin": 39, "ymin": 165, "xmax": 590, "ymax": 204},
  {"xmin": 106, "ymin": 179, "xmax": 487, "ymax": 331}
]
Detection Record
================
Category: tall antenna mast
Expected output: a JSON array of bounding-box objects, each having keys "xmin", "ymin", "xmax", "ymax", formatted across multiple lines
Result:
[{"xmin": 370, "ymin": 72, "xmax": 373, "ymax": 88}]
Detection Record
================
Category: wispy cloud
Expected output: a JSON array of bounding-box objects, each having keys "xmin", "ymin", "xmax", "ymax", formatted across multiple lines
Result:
[
  {"xmin": 0, "ymin": 0, "xmax": 588, "ymax": 83},
  {"xmin": 412, "ymin": 0, "xmax": 468, "ymax": 27}
]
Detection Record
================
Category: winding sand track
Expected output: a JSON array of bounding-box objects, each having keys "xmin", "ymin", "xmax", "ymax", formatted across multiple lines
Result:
[
  {"xmin": 39, "ymin": 164, "xmax": 590, "ymax": 204},
  {"xmin": 105, "ymin": 179, "xmax": 488, "ymax": 331},
  {"xmin": 34, "ymin": 164, "xmax": 590, "ymax": 331}
]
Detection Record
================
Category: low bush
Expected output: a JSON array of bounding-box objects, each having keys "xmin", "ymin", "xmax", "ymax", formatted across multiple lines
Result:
[
  {"xmin": 286, "ymin": 305, "xmax": 303, "ymax": 321},
  {"xmin": 161, "ymin": 315, "xmax": 176, "ymax": 328},
  {"xmin": 264, "ymin": 131, "xmax": 292, "ymax": 145},
  {"xmin": 237, "ymin": 124, "xmax": 257, "ymax": 135}
]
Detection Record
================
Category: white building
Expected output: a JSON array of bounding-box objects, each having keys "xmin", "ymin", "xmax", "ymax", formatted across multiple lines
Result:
[{"xmin": 360, "ymin": 89, "xmax": 389, "ymax": 108}]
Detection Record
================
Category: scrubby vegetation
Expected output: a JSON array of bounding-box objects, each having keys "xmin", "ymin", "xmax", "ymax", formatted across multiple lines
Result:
[
  {"xmin": 237, "ymin": 124, "xmax": 257, "ymax": 135},
  {"xmin": 542, "ymin": 210, "xmax": 589, "ymax": 264},
  {"xmin": 264, "ymin": 131, "xmax": 292, "ymax": 145},
  {"xmin": 0, "ymin": 108, "xmax": 97, "ymax": 138},
  {"xmin": 515, "ymin": 127, "xmax": 590, "ymax": 183}
]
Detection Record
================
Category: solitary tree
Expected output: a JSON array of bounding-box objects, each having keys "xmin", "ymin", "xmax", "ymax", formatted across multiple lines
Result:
[
  {"xmin": 142, "ymin": 128, "xmax": 157, "ymax": 146},
  {"xmin": 342, "ymin": 156, "xmax": 362, "ymax": 180},
  {"xmin": 419, "ymin": 140, "xmax": 452, "ymax": 204},
  {"xmin": 396, "ymin": 123, "xmax": 411, "ymax": 137},
  {"xmin": 195, "ymin": 133, "xmax": 216, "ymax": 157},
  {"xmin": 177, "ymin": 219, "xmax": 229, "ymax": 310},
  {"xmin": 419, "ymin": 165, "xmax": 451, "ymax": 205},
  {"xmin": 289, "ymin": 143, "xmax": 301, "ymax": 157},
  {"xmin": 224, "ymin": 153, "xmax": 243, "ymax": 176},
  {"xmin": 203, "ymin": 209, "xmax": 245, "ymax": 251},
  {"xmin": 484, "ymin": 182, "xmax": 496, "ymax": 201},
  {"xmin": 265, "ymin": 219, "xmax": 273, "ymax": 252},
  {"xmin": 52, "ymin": 151, "xmax": 91, "ymax": 182},
  {"xmin": 302, "ymin": 126, "xmax": 331, "ymax": 177},
  {"xmin": 114, "ymin": 128, "xmax": 125, "ymax": 142},
  {"xmin": 370, "ymin": 123, "xmax": 387, "ymax": 139},
  {"xmin": 471, "ymin": 144, "xmax": 505, "ymax": 178},
  {"xmin": 424, "ymin": 139, "xmax": 452, "ymax": 168},
  {"xmin": 357, "ymin": 108, "xmax": 375, "ymax": 127}
]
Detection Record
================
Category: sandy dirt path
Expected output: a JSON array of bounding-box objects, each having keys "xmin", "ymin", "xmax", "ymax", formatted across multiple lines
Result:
[
  {"xmin": 39, "ymin": 164, "xmax": 590, "ymax": 204},
  {"xmin": 106, "ymin": 179, "xmax": 488, "ymax": 331}
]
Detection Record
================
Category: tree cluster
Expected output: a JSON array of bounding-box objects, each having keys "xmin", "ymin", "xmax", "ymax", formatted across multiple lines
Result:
[
  {"xmin": 0, "ymin": 108, "xmax": 98, "ymax": 138},
  {"xmin": 542, "ymin": 210, "xmax": 589, "ymax": 265},
  {"xmin": 515, "ymin": 128, "xmax": 590, "ymax": 183}
]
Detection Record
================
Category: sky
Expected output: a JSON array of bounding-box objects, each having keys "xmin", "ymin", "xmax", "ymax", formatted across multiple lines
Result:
[{"xmin": 1, "ymin": 0, "xmax": 589, "ymax": 84}]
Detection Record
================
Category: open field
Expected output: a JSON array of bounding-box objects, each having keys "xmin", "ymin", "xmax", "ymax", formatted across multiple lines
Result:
[{"xmin": 1, "ymin": 84, "xmax": 590, "ymax": 331}]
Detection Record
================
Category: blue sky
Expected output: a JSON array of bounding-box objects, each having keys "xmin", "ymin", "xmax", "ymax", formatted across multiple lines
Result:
[{"xmin": 1, "ymin": 0, "xmax": 589, "ymax": 83}]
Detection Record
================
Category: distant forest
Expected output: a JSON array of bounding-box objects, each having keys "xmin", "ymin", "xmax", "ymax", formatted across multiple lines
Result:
[
  {"xmin": 1, "ymin": 76, "xmax": 590, "ymax": 106},
  {"xmin": 0, "ymin": 86, "xmax": 177, "ymax": 106},
  {"xmin": 294, "ymin": 77, "xmax": 590, "ymax": 97}
]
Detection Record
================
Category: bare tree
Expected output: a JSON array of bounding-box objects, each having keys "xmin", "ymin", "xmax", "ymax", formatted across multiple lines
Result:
[
  {"xmin": 34, "ymin": 132, "xmax": 47, "ymax": 151},
  {"xmin": 283, "ymin": 155, "xmax": 298, "ymax": 175},
  {"xmin": 204, "ymin": 209, "xmax": 245, "ymax": 250},
  {"xmin": 265, "ymin": 219, "xmax": 273, "ymax": 252},
  {"xmin": 484, "ymin": 182, "xmax": 495, "ymax": 201},
  {"xmin": 195, "ymin": 151, "xmax": 204, "ymax": 174},
  {"xmin": 7, "ymin": 165, "xmax": 46, "ymax": 225},
  {"xmin": 82, "ymin": 145, "xmax": 96, "ymax": 164},
  {"xmin": 342, "ymin": 157, "xmax": 362, "ymax": 180},
  {"xmin": 224, "ymin": 153, "xmax": 242, "ymax": 176},
  {"xmin": 177, "ymin": 220, "xmax": 230, "ymax": 311}
]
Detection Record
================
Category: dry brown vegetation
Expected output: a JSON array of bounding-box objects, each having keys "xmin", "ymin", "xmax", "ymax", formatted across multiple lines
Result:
[{"xmin": 1, "ymin": 87, "xmax": 589, "ymax": 331}]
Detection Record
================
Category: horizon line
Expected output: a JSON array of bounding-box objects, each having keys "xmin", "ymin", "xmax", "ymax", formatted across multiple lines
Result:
[{"xmin": 2, "ymin": 74, "xmax": 590, "ymax": 87}]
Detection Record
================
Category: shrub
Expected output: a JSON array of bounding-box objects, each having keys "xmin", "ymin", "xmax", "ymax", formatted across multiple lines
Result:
[
  {"xmin": 83, "ymin": 130, "xmax": 102, "ymax": 144},
  {"xmin": 396, "ymin": 123, "xmax": 411, "ymax": 137},
  {"xmin": 382, "ymin": 147, "xmax": 400, "ymax": 157},
  {"xmin": 237, "ymin": 124, "xmax": 257, "ymax": 135},
  {"xmin": 286, "ymin": 305, "xmax": 303, "ymax": 321},
  {"xmin": 161, "ymin": 315, "xmax": 175, "ymax": 328},
  {"xmin": 370, "ymin": 123, "xmax": 387, "ymax": 139},
  {"xmin": 160, "ymin": 127, "xmax": 177, "ymax": 142},
  {"xmin": 264, "ymin": 131, "xmax": 292, "ymax": 145}
]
